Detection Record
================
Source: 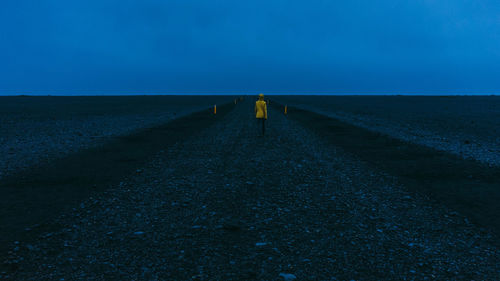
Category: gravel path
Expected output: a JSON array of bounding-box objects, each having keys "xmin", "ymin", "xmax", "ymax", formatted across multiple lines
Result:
[
  {"xmin": 274, "ymin": 96, "xmax": 500, "ymax": 167},
  {"xmin": 2, "ymin": 100, "xmax": 499, "ymax": 280},
  {"xmin": 0, "ymin": 96, "xmax": 230, "ymax": 181}
]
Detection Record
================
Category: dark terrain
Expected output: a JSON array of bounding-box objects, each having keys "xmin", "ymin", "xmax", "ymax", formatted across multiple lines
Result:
[
  {"xmin": 280, "ymin": 105, "xmax": 500, "ymax": 239},
  {"xmin": 0, "ymin": 95, "xmax": 232, "ymax": 180},
  {"xmin": 274, "ymin": 95, "xmax": 500, "ymax": 166},
  {"xmin": 0, "ymin": 102, "xmax": 234, "ymax": 256},
  {"xmin": 1, "ymin": 96, "xmax": 499, "ymax": 280}
]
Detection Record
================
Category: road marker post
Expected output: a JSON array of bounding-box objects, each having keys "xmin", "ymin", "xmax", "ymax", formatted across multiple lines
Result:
[
  {"xmin": 285, "ymin": 105, "xmax": 287, "ymax": 115},
  {"xmin": 214, "ymin": 104, "xmax": 217, "ymax": 114}
]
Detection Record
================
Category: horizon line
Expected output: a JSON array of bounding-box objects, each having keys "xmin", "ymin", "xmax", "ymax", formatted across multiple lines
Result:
[
  {"xmin": 0, "ymin": 93, "xmax": 499, "ymax": 97},
  {"xmin": 1, "ymin": 90, "xmax": 500, "ymax": 97}
]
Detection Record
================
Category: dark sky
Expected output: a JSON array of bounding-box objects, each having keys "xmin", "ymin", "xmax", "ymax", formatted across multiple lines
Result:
[{"xmin": 1, "ymin": 0, "xmax": 500, "ymax": 94}]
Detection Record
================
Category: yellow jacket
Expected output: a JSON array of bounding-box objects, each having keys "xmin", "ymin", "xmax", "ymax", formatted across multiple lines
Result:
[{"xmin": 255, "ymin": 99, "xmax": 267, "ymax": 119}]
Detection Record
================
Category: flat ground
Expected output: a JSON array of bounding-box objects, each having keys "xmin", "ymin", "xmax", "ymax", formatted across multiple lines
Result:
[
  {"xmin": 0, "ymin": 95, "xmax": 232, "ymax": 180},
  {"xmin": 1, "ymin": 97, "xmax": 499, "ymax": 280},
  {"xmin": 274, "ymin": 95, "xmax": 500, "ymax": 166}
]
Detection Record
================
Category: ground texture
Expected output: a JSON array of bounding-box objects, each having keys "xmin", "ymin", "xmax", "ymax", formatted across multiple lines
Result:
[
  {"xmin": 0, "ymin": 96, "xmax": 231, "ymax": 181},
  {"xmin": 2, "ymin": 98, "xmax": 499, "ymax": 280},
  {"xmin": 274, "ymin": 96, "xmax": 500, "ymax": 166}
]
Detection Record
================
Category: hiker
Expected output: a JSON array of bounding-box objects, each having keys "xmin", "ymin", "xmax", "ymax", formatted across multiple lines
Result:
[{"xmin": 255, "ymin": 93, "xmax": 268, "ymax": 136}]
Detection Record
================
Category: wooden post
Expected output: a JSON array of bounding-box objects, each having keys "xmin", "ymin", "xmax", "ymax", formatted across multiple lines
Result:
[
  {"xmin": 214, "ymin": 104, "xmax": 217, "ymax": 114},
  {"xmin": 285, "ymin": 105, "xmax": 287, "ymax": 115}
]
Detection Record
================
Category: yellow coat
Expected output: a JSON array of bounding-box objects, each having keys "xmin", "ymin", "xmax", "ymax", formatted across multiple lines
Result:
[{"xmin": 255, "ymin": 100, "xmax": 267, "ymax": 119}]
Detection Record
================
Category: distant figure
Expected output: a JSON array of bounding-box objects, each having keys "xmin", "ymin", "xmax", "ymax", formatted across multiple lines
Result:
[{"xmin": 255, "ymin": 93, "xmax": 268, "ymax": 136}]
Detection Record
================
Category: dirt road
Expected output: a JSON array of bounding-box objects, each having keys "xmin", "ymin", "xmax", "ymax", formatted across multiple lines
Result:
[{"xmin": 2, "ymin": 99, "xmax": 499, "ymax": 280}]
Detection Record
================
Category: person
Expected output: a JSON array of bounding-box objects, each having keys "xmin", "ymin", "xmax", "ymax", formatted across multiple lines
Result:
[{"xmin": 255, "ymin": 93, "xmax": 268, "ymax": 136}]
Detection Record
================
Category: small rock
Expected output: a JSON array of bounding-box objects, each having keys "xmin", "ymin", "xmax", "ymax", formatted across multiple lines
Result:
[
  {"xmin": 469, "ymin": 248, "xmax": 480, "ymax": 255},
  {"xmin": 279, "ymin": 273, "xmax": 297, "ymax": 280}
]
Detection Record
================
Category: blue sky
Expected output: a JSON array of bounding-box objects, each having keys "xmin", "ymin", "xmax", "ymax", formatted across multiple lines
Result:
[{"xmin": 1, "ymin": 0, "xmax": 500, "ymax": 94}]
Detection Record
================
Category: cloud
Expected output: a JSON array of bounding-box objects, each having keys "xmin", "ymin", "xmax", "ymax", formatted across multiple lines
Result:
[{"xmin": 1, "ymin": 0, "xmax": 500, "ymax": 93}]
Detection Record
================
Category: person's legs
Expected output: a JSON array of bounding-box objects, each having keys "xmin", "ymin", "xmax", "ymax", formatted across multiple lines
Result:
[{"xmin": 262, "ymin": 118, "xmax": 265, "ymax": 136}]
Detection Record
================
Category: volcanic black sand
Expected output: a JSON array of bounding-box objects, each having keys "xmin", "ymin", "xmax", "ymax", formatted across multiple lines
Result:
[
  {"xmin": 1, "ymin": 97, "xmax": 499, "ymax": 280},
  {"xmin": 0, "ymin": 103, "xmax": 234, "ymax": 255},
  {"xmin": 281, "ymin": 104, "xmax": 500, "ymax": 239},
  {"xmin": 0, "ymin": 95, "xmax": 233, "ymax": 180},
  {"xmin": 273, "ymin": 95, "xmax": 500, "ymax": 167}
]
